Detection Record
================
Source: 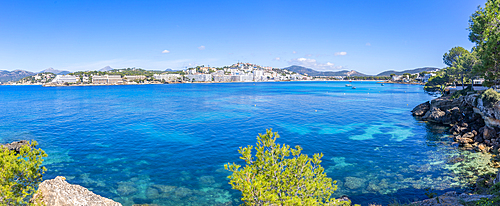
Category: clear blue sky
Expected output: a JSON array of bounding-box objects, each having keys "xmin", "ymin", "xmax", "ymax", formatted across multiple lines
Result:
[{"xmin": 0, "ymin": 0, "xmax": 486, "ymax": 74}]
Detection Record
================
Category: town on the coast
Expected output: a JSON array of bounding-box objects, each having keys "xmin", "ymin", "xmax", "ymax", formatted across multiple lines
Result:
[{"xmin": 0, "ymin": 62, "xmax": 450, "ymax": 86}]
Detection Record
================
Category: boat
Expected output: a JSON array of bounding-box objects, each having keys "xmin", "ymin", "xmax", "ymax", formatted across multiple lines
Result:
[
  {"xmin": 381, "ymin": 83, "xmax": 384, "ymax": 86},
  {"xmin": 345, "ymin": 84, "xmax": 352, "ymax": 87},
  {"xmin": 352, "ymin": 86, "xmax": 356, "ymax": 89}
]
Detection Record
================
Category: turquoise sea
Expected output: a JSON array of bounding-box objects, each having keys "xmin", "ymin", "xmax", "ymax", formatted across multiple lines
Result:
[{"xmin": 0, "ymin": 81, "xmax": 492, "ymax": 205}]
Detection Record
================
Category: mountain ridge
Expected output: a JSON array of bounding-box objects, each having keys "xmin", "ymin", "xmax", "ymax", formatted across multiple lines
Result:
[{"xmin": 284, "ymin": 65, "xmax": 440, "ymax": 77}]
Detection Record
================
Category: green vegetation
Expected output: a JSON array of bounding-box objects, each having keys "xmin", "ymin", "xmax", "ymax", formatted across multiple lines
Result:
[
  {"xmin": 469, "ymin": 0, "xmax": 500, "ymax": 87},
  {"xmin": 225, "ymin": 129, "xmax": 352, "ymax": 206},
  {"xmin": 0, "ymin": 141, "xmax": 47, "ymax": 205},
  {"xmin": 479, "ymin": 89, "xmax": 500, "ymax": 107}
]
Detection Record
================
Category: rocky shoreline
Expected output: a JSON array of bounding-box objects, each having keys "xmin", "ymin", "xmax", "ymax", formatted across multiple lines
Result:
[{"xmin": 412, "ymin": 91, "xmax": 500, "ymax": 156}]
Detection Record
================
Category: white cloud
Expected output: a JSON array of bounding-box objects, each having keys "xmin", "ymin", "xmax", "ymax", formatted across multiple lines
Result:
[
  {"xmin": 366, "ymin": 43, "xmax": 371, "ymax": 46},
  {"xmin": 162, "ymin": 50, "xmax": 170, "ymax": 54},
  {"xmin": 274, "ymin": 57, "xmax": 281, "ymax": 61},
  {"xmin": 334, "ymin": 52, "xmax": 347, "ymax": 56},
  {"xmin": 198, "ymin": 45, "xmax": 205, "ymax": 50},
  {"xmin": 293, "ymin": 51, "xmax": 297, "ymax": 54},
  {"xmin": 288, "ymin": 58, "xmax": 343, "ymax": 71}
]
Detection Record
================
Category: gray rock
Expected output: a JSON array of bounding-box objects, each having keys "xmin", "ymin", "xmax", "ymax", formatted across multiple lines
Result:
[
  {"xmin": 1, "ymin": 140, "xmax": 30, "ymax": 153},
  {"xmin": 423, "ymin": 107, "xmax": 446, "ymax": 123},
  {"xmin": 32, "ymin": 176, "xmax": 121, "ymax": 206},
  {"xmin": 412, "ymin": 101, "xmax": 430, "ymax": 116}
]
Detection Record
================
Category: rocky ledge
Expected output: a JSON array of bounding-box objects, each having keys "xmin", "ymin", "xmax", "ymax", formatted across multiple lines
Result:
[
  {"xmin": 412, "ymin": 92, "xmax": 500, "ymax": 154},
  {"xmin": 0, "ymin": 140, "xmax": 30, "ymax": 153},
  {"xmin": 411, "ymin": 191, "xmax": 494, "ymax": 206},
  {"xmin": 32, "ymin": 176, "xmax": 122, "ymax": 206}
]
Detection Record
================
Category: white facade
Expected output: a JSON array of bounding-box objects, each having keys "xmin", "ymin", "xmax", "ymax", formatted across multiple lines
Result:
[
  {"xmin": 154, "ymin": 74, "xmax": 182, "ymax": 82},
  {"xmin": 185, "ymin": 74, "xmax": 212, "ymax": 82},
  {"xmin": 52, "ymin": 75, "xmax": 78, "ymax": 84}
]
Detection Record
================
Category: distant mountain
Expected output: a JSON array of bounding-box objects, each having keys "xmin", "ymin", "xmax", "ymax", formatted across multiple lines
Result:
[
  {"xmin": 376, "ymin": 67, "xmax": 440, "ymax": 76},
  {"xmin": 0, "ymin": 70, "xmax": 35, "ymax": 82},
  {"xmin": 283, "ymin": 65, "xmax": 369, "ymax": 76},
  {"xmin": 99, "ymin": 66, "xmax": 114, "ymax": 72},
  {"xmin": 38, "ymin": 68, "xmax": 70, "ymax": 75}
]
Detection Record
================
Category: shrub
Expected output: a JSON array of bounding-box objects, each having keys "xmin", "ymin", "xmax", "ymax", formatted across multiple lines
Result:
[
  {"xmin": 480, "ymin": 89, "xmax": 500, "ymax": 107},
  {"xmin": 225, "ymin": 129, "xmax": 351, "ymax": 206},
  {"xmin": 0, "ymin": 141, "xmax": 47, "ymax": 205}
]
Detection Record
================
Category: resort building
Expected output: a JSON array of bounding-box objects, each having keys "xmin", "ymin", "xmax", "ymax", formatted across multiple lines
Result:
[
  {"xmin": 92, "ymin": 75, "xmax": 123, "ymax": 84},
  {"xmin": 153, "ymin": 74, "xmax": 182, "ymax": 82},
  {"xmin": 124, "ymin": 75, "xmax": 146, "ymax": 82},
  {"xmin": 52, "ymin": 75, "xmax": 78, "ymax": 84},
  {"xmin": 185, "ymin": 74, "xmax": 212, "ymax": 82}
]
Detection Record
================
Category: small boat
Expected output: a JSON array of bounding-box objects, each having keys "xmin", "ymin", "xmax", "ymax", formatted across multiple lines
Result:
[
  {"xmin": 345, "ymin": 84, "xmax": 352, "ymax": 87},
  {"xmin": 352, "ymin": 86, "xmax": 356, "ymax": 89},
  {"xmin": 381, "ymin": 83, "xmax": 384, "ymax": 86}
]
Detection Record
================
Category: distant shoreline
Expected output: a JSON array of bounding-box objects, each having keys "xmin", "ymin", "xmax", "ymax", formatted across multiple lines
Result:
[{"xmin": 0, "ymin": 79, "xmax": 419, "ymax": 87}]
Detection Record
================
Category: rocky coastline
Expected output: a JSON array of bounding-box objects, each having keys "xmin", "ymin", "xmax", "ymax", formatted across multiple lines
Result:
[{"xmin": 412, "ymin": 91, "xmax": 500, "ymax": 156}]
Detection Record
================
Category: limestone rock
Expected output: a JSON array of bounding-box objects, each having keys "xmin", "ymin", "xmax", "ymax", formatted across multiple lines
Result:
[
  {"xmin": 412, "ymin": 191, "xmax": 494, "ymax": 206},
  {"xmin": 1, "ymin": 140, "xmax": 30, "ymax": 153},
  {"xmin": 412, "ymin": 101, "xmax": 430, "ymax": 116},
  {"xmin": 422, "ymin": 107, "xmax": 446, "ymax": 123},
  {"xmin": 32, "ymin": 176, "xmax": 122, "ymax": 206}
]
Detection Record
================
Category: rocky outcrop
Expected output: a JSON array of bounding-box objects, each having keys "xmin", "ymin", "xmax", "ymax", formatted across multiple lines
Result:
[
  {"xmin": 0, "ymin": 140, "xmax": 30, "ymax": 153},
  {"xmin": 411, "ymin": 191, "xmax": 494, "ymax": 206},
  {"xmin": 32, "ymin": 176, "xmax": 122, "ymax": 206},
  {"xmin": 412, "ymin": 101, "xmax": 430, "ymax": 116}
]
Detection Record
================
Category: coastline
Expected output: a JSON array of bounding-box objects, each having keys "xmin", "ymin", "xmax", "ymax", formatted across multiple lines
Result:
[{"xmin": 1, "ymin": 79, "xmax": 392, "ymax": 87}]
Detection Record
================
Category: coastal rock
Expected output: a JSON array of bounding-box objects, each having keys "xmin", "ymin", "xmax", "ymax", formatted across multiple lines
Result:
[
  {"xmin": 1, "ymin": 140, "xmax": 30, "ymax": 153},
  {"xmin": 32, "ymin": 176, "xmax": 122, "ymax": 206},
  {"xmin": 344, "ymin": 177, "xmax": 366, "ymax": 190},
  {"xmin": 422, "ymin": 107, "xmax": 446, "ymax": 123},
  {"xmin": 411, "ymin": 191, "xmax": 494, "ymax": 206},
  {"xmin": 412, "ymin": 101, "xmax": 430, "ymax": 116},
  {"xmin": 483, "ymin": 126, "xmax": 496, "ymax": 140},
  {"xmin": 455, "ymin": 136, "xmax": 474, "ymax": 145}
]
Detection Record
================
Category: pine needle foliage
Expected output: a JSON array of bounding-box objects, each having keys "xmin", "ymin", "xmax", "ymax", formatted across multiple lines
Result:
[
  {"xmin": 225, "ymin": 129, "xmax": 350, "ymax": 206},
  {"xmin": 0, "ymin": 141, "xmax": 47, "ymax": 205}
]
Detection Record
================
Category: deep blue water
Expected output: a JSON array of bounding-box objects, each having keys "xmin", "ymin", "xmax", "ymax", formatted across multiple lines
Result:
[{"xmin": 0, "ymin": 81, "xmax": 479, "ymax": 205}]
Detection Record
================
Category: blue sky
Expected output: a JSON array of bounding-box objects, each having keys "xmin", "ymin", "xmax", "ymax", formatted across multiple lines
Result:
[{"xmin": 0, "ymin": 0, "xmax": 485, "ymax": 74}]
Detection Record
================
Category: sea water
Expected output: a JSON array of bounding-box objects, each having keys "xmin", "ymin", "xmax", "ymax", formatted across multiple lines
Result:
[{"xmin": 0, "ymin": 81, "xmax": 494, "ymax": 205}]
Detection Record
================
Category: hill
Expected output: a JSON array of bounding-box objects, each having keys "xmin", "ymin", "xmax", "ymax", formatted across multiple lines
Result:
[
  {"xmin": 376, "ymin": 67, "xmax": 440, "ymax": 76},
  {"xmin": 0, "ymin": 70, "xmax": 35, "ymax": 82},
  {"xmin": 283, "ymin": 65, "xmax": 368, "ymax": 76},
  {"xmin": 99, "ymin": 66, "xmax": 114, "ymax": 72},
  {"xmin": 38, "ymin": 68, "xmax": 70, "ymax": 75}
]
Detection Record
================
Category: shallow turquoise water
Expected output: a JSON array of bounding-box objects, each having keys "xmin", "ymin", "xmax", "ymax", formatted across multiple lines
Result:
[{"xmin": 0, "ymin": 82, "xmax": 481, "ymax": 205}]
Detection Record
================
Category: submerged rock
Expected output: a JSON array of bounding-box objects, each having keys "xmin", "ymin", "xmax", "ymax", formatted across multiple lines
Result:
[
  {"xmin": 32, "ymin": 176, "xmax": 122, "ymax": 206},
  {"xmin": 344, "ymin": 177, "xmax": 366, "ymax": 190}
]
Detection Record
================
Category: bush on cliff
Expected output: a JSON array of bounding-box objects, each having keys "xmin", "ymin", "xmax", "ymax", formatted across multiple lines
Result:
[
  {"xmin": 479, "ymin": 89, "xmax": 500, "ymax": 107},
  {"xmin": 0, "ymin": 141, "xmax": 47, "ymax": 205},
  {"xmin": 225, "ymin": 129, "xmax": 352, "ymax": 206}
]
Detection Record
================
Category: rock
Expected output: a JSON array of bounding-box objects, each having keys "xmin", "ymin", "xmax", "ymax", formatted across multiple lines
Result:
[
  {"xmin": 483, "ymin": 126, "xmax": 496, "ymax": 140},
  {"xmin": 344, "ymin": 177, "xmax": 366, "ymax": 190},
  {"xmin": 422, "ymin": 107, "xmax": 446, "ymax": 123},
  {"xmin": 412, "ymin": 191, "xmax": 494, "ymax": 206},
  {"xmin": 174, "ymin": 187, "xmax": 193, "ymax": 198},
  {"xmin": 32, "ymin": 176, "xmax": 122, "ymax": 206},
  {"xmin": 412, "ymin": 101, "xmax": 430, "ymax": 116},
  {"xmin": 1, "ymin": 140, "xmax": 30, "ymax": 153},
  {"xmin": 455, "ymin": 135, "xmax": 474, "ymax": 144},
  {"xmin": 462, "ymin": 132, "xmax": 475, "ymax": 139},
  {"xmin": 146, "ymin": 187, "xmax": 160, "ymax": 199},
  {"xmin": 117, "ymin": 182, "xmax": 137, "ymax": 196}
]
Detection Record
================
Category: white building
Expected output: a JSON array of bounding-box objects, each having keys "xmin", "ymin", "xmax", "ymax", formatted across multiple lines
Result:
[
  {"xmin": 52, "ymin": 75, "xmax": 78, "ymax": 84},
  {"xmin": 185, "ymin": 74, "xmax": 212, "ymax": 82},
  {"xmin": 153, "ymin": 74, "xmax": 182, "ymax": 82}
]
